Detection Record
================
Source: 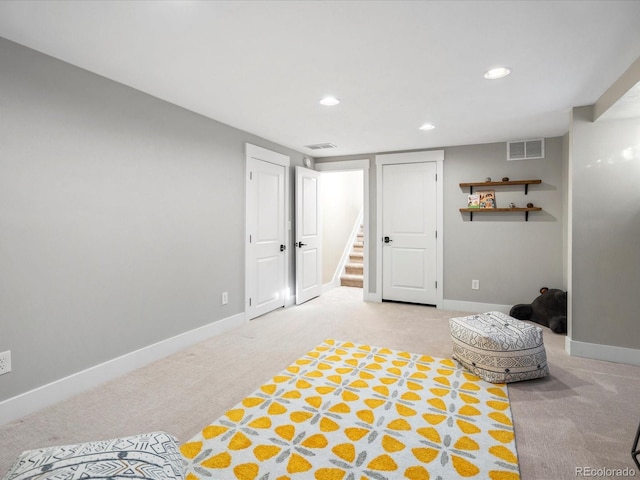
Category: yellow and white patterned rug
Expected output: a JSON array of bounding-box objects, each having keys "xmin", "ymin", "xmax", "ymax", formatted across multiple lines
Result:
[{"xmin": 181, "ymin": 339, "xmax": 520, "ymax": 480}]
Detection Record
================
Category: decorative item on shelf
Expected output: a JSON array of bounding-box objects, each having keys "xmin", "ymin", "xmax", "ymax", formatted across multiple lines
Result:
[
  {"xmin": 478, "ymin": 191, "xmax": 496, "ymax": 208},
  {"xmin": 467, "ymin": 194, "xmax": 480, "ymax": 208},
  {"xmin": 509, "ymin": 202, "xmax": 516, "ymax": 208},
  {"xmin": 485, "ymin": 177, "xmax": 492, "ymax": 182},
  {"xmin": 502, "ymin": 177, "xmax": 510, "ymax": 182},
  {"xmin": 527, "ymin": 202, "xmax": 534, "ymax": 208}
]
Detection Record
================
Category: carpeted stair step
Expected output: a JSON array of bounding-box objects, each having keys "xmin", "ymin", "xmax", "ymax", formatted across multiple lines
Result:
[
  {"xmin": 349, "ymin": 252, "xmax": 364, "ymax": 263},
  {"xmin": 345, "ymin": 262, "xmax": 363, "ymax": 275},
  {"xmin": 341, "ymin": 225, "xmax": 365, "ymax": 288},
  {"xmin": 340, "ymin": 274, "xmax": 363, "ymax": 288}
]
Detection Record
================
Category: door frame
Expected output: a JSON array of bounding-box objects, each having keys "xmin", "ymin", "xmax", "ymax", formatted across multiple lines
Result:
[
  {"xmin": 375, "ymin": 150, "xmax": 444, "ymax": 307},
  {"xmin": 315, "ymin": 159, "xmax": 371, "ymax": 300},
  {"xmin": 245, "ymin": 143, "xmax": 290, "ymax": 321}
]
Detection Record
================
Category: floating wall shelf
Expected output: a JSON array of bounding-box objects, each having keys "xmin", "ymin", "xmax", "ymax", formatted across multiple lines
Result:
[
  {"xmin": 459, "ymin": 179, "xmax": 541, "ymax": 194},
  {"xmin": 459, "ymin": 207, "xmax": 542, "ymax": 221},
  {"xmin": 459, "ymin": 179, "xmax": 543, "ymax": 221}
]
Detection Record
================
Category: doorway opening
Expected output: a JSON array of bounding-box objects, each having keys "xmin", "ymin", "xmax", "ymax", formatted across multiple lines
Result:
[
  {"xmin": 321, "ymin": 170, "xmax": 363, "ymax": 289},
  {"xmin": 315, "ymin": 159, "xmax": 370, "ymax": 301}
]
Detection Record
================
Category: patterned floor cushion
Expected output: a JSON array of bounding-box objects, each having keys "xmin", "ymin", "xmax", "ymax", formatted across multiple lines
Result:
[
  {"xmin": 3, "ymin": 431, "xmax": 184, "ymax": 480},
  {"xmin": 449, "ymin": 311, "xmax": 549, "ymax": 383}
]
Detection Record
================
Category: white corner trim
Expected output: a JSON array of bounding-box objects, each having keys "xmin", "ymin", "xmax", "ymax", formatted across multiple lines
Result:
[
  {"xmin": 0, "ymin": 313, "xmax": 245, "ymax": 427},
  {"xmin": 442, "ymin": 299, "xmax": 512, "ymax": 314},
  {"xmin": 375, "ymin": 149, "xmax": 444, "ymax": 165},
  {"xmin": 245, "ymin": 143, "xmax": 290, "ymax": 167},
  {"xmin": 565, "ymin": 336, "xmax": 640, "ymax": 366},
  {"xmin": 315, "ymin": 159, "xmax": 370, "ymax": 172}
]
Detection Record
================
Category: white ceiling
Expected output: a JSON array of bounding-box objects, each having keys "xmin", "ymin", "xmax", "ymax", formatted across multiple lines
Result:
[{"xmin": 1, "ymin": 0, "xmax": 640, "ymax": 157}]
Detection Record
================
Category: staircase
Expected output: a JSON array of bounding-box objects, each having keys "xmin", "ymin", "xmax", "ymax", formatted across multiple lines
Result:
[{"xmin": 340, "ymin": 225, "xmax": 364, "ymax": 288}]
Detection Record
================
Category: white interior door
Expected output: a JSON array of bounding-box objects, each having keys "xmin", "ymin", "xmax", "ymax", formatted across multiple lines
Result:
[
  {"xmin": 382, "ymin": 162, "xmax": 437, "ymax": 304},
  {"xmin": 295, "ymin": 166, "xmax": 322, "ymax": 304},
  {"xmin": 246, "ymin": 157, "xmax": 286, "ymax": 319}
]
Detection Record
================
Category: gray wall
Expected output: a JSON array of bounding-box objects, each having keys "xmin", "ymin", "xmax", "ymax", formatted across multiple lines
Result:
[
  {"xmin": 569, "ymin": 106, "xmax": 640, "ymax": 349},
  {"xmin": 443, "ymin": 139, "xmax": 565, "ymax": 305},
  {"xmin": 318, "ymin": 139, "xmax": 566, "ymax": 306},
  {"xmin": 0, "ymin": 38, "xmax": 308, "ymax": 402}
]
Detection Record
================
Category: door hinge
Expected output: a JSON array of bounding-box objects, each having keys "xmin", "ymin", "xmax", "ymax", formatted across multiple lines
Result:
[
  {"xmin": 435, "ymin": 173, "xmax": 438, "ymax": 181},
  {"xmin": 249, "ymin": 234, "xmax": 252, "ymax": 243},
  {"xmin": 435, "ymin": 230, "xmax": 437, "ymax": 238},
  {"xmin": 249, "ymin": 298, "xmax": 252, "ymax": 306},
  {"xmin": 250, "ymin": 171, "xmax": 253, "ymax": 180},
  {"xmin": 435, "ymin": 281, "xmax": 438, "ymax": 289}
]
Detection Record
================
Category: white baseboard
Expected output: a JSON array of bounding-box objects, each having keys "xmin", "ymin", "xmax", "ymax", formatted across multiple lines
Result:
[
  {"xmin": 367, "ymin": 292, "xmax": 382, "ymax": 302},
  {"xmin": 322, "ymin": 280, "xmax": 339, "ymax": 293},
  {"xmin": 0, "ymin": 312, "xmax": 245, "ymax": 426},
  {"xmin": 565, "ymin": 336, "xmax": 640, "ymax": 366},
  {"xmin": 364, "ymin": 296, "xmax": 510, "ymax": 313},
  {"xmin": 442, "ymin": 300, "xmax": 512, "ymax": 314},
  {"xmin": 364, "ymin": 291, "xmax": 379, "ymax": 302}
]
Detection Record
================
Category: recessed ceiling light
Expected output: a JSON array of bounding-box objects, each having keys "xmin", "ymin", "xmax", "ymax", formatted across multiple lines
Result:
[
  {"xmin": 320, "ymin": 96, "xmax": 340, "ymax": 106},
  {"xmin": 484, "ymin": 67, "xmax": 511, "ymax": 80},
  {"xmin": 419, "ymin": 123, "xmax": 435, "ymax": 131}
]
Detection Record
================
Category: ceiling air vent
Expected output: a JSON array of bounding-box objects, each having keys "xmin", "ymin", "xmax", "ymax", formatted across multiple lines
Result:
[
  {"xmin": 507, "ymin": 139, "xmax": 544, "ymax": 160},
  {"xmin": 305, "ymin": 143, "xmax": 337, "ymax": 150}
]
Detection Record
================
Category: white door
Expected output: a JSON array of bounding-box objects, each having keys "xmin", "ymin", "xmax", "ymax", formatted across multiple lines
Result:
[
  {"xmin": 246, "ymin": 157, "xmax": 286, "ymax": 319},
  {"xmin": 295, "ymin": 166, "xmax": 322, "ymax": 304},
  {"xmin": 382, "ymin": 162, "xmax": 437, "ymax": 304}
]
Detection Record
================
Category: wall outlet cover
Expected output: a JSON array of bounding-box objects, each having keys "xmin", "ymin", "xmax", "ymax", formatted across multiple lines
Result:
[{"xmin": 0, "ymin": 351, "xmax": 11, "ymax": 375}]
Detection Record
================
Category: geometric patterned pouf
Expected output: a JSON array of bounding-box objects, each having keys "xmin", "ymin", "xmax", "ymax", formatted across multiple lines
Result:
[
  {"xmin": 449, "ymin": 311, "xmax": 549, "ymax": 383},
  {"xmin": 3, "ymin": 431, "xmax": 185, "ymax": 480}
]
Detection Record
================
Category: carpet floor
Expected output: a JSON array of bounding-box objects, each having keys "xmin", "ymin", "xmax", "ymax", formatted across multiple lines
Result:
[
  {"xmin": 181, "ymin": 339, "xmax": 520, "ymax": 480},
  {"xmin": 1, "ymin": 287, "xmax": 639, "ymax": 480}
]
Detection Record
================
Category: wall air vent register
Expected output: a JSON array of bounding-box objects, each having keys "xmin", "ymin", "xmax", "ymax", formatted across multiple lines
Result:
[
  {"xmin": 507, "ymin": 139, "xmax": 545, "ymax": 160},
  {"xmin": 305, "ymin": 143, "xmax": 337, "ymax": 150}
]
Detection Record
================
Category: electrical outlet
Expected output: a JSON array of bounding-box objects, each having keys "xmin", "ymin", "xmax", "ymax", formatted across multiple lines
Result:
[
  {"xmin": 472, "ymin": 279, "xmax": 480, "ymax": 290},
  {"xmin": 221, "ymin": 291, "xmax": 228, "ymax": 305},
  {"xmin": 0, "ymin": 351, "xmax": 11, "ymax": 376}
]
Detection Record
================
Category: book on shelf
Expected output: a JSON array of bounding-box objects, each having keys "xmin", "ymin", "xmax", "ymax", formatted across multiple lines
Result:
[
  {"xmin": 478, "ymin": 191, "xmax": 496, "ymax": 208},
  {"xmin": 467, "ymin": 194, "xmax": 480, "ymax": 208}
]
